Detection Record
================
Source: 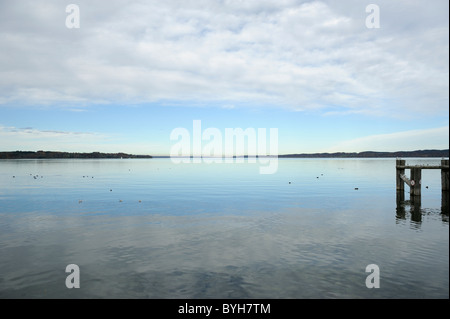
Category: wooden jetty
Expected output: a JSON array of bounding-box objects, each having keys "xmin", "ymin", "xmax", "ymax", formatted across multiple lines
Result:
[
  {"xmin": 396, "ymin": 159, "xmax": 449, "ymax": 214},
  {"xmin": 396, "ymin": 159, "xmax": 449, "ymax": 194}
]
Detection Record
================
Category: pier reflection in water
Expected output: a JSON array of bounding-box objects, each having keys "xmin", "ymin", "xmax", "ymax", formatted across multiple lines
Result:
[{"xmin": 396, "ymin": 190, "xmax": 449, "ymax": 227}]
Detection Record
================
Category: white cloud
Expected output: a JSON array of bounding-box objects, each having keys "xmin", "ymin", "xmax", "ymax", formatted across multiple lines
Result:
[
  {"xmin": 0, "ymin": 0, "xmax": 448, "ymax": 119},
  {"xmin": 326, "ymin": 126, "xmax": 450, "ymax": 153}
]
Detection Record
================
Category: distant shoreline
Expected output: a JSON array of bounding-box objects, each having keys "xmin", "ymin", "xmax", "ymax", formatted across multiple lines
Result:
[
  {"xmin": 278, "ymin": 149, "xmax": 449, "ymax": 158},
  {"xmin": 0, "ymin": 149, "xmax": 448, "ymax": 159},
  {"xmin": 0, "ymin": 151, "xmax": 152, "ymax": 159}
]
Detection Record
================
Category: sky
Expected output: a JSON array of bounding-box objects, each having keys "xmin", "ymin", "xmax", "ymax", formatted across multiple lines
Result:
[{"xmin": 0, "ymin": 0, "xmax": 448, "ymax": 156}]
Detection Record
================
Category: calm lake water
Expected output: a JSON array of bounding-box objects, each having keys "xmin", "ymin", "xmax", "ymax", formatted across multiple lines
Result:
[{"xmin": 0, "ymin": 158, "xmax": 448, "ymax": 298}]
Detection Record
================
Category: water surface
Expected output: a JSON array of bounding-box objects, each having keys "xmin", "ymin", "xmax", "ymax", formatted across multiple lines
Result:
[{"xmin": 0, "ymin": 158, "xmax": 448, "ymax": 298}]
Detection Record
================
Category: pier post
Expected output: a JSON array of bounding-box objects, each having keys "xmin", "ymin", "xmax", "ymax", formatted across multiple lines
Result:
[
  {"xmin": 442, "ymin": 159, "xmax": 449, "ymax": 192},
  {"xmin": 396, "ymin": 159, "xmax": 405, "ymax": 192},
  {"xmin": 442, "ymin": 159, "xmax": 449, "ymax": 215},
  {"xmin": 410, "ymin": 167, "xmax": 422, "ymax": 197},
  {"xmin": 442, "ymin": 191, "xmax": 449, "ymax": 215}
]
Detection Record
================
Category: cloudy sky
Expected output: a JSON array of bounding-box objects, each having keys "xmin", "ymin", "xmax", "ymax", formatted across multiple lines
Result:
[{"xmin": 0, "ymin": 0, "xmax": 448, "ymax": 155}]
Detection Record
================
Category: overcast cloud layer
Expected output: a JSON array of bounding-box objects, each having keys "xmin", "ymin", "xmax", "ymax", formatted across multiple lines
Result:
[{"xmin": 0, "ymin": 0, "xmax": 448, "ymax": 119}]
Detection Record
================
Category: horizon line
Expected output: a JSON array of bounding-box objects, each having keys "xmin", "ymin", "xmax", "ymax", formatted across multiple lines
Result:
[{"xmin": 1, "ymin": 149, "xmax": 448, "ymax": 158}]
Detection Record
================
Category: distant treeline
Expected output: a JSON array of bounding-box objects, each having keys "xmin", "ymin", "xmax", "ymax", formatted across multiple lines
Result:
[
  {"xmin": 279, "ymin": 149, "xmax": 449, "ymax": 158},
  {"xmin": 0, "ymin": 149, "xmax": 448, "ymax": 159},
  {"xmin": 0, "ymin": 151, "xmax": 152, "ymax": 159}
]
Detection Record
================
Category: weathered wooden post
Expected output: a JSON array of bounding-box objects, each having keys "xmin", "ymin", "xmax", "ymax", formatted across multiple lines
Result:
[
  {"xmin": 442, "ymin": 191, "xmax": 449, "ymax": 215},
  {"xmin": 442, "ymin": 159, "xmax": 449, "ymax": 192},
  {"xmin": 396, "ymin": 159, "xmax": 405, "ymax": 192},
  {"xmin": 410, "ymin": 167, "xmax": 422, "ymax": 197},
  {"xmin": 442, "ymin": 159, "xmax": 449, "ymax": 215},
  {"xmin": 410, "ymin": 168, "xmax": 422, "ymax": 223},
  {"xmin": 396, "ymin": 159, "xmax": 406, "ymax": 215}
]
